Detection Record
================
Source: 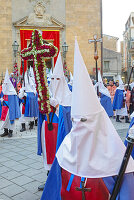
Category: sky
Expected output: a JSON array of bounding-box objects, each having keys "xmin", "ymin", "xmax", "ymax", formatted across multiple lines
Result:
[{"xmin": 102, "ymin": 0, "xmax": 134, "ymax": 50}]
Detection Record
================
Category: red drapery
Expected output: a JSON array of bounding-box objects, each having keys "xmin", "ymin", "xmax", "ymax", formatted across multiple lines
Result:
[{"xmin": 20, "ymin": 29, "xmax": 60, "ymax": 74}]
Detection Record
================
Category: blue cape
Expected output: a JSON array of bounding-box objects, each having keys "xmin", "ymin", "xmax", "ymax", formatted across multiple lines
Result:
[
  {"xmin": 68, "ymin": 84, "xmax": 72, "ymax": 92},
  {"xmin": 24, "ymin": 92, "xmax": 38, "ymax": 117},
  {"xmin": 113, "ymin": 89, "xmax": 124, "ymax": 110},
  {"xmin": 124, "ymin": 117, "xmax": 134, "ymax": 158},
  {"xmin": 100, "ymin": 94, "xmax": 113, "ymax": 117},
  {"xmin": 0, "ymin": 92, "xmax": 3, "ymax": 118},
  {"xmin": 8, "ymin": 95, "xmax": 21, "ymax": 121}
]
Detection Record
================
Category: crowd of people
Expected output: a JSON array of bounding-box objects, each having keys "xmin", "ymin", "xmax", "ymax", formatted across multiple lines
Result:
[
  {"xmin": 92, "ymin": 77, "xmax": 134, "ymax": 123},
  {"xmin": 0, "ymin": 67, "xmax": 38, "ymax": 138},
  {"xmin": 0, "ymin": 39, "xmax": 134, "ymax": 199}
]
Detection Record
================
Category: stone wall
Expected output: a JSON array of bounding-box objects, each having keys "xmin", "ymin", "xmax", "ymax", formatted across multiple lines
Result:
[
  {"xmin": 0, "ymin": 0, "xmax": 12, "ymax": 78},
  {"xmin": 65, "ymin": 0, "xmax": 101, "ymax": 74},
  {"xmin": 103, "ymin": 34, "xmax": 118, "ymax": 52}
]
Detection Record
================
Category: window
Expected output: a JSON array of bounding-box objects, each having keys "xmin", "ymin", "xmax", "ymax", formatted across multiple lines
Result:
[{"xmin": 104, "ymin": 61, "xmax": 110, "ymax": 72}]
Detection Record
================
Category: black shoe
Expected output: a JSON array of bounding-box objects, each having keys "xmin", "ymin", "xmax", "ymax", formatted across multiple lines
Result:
[
  {"xmin": 120, "ymin": 116, "xmax": 124, "ymax": 120},
  {"xmin": 8, "ymin": 130, "xmax": 13, "ymax": 138},
  {"xmin": 116, "ymin": 119, "xmax": 122, "ymax": 123},
  {"xmin": 125, "ymin": 120, "xmax": 130, "ymax": 123},
  {"xmin": 38, "ymin": 184, "xmax": 45, "ymax": 191},
  {"xmin": 1, "ymin": 128, "xmax": 8, "ymax": 137},
  {"xmin": 29, "ymin": 121, "xmax": 34, "ymax": 130},
  {"xmin": 125, "ymin": 116, "xmax": 130, "ymax": 123},
  {"xmin": 47, "ymin": 170, "xmax": 50, "ymax": 176},
  {"xmin": 116, "ymin": 115, "xmax": 122, "ymax": 123},
  {"xmin": 20, "ymin": 123, "xmax": 26, "ymax": 132}
]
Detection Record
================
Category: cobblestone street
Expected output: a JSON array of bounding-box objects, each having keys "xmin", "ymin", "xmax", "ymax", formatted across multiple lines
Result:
[{"xmin": 0, "ymin": 118, "xmax": 130, "ymax": 200}]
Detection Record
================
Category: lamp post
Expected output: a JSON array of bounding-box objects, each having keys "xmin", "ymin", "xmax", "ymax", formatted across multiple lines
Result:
[
  {"xmin": 12, "ymin": 41, "xmax": 19, "ymax": 90},
  {"xmin": 62, "ymin": 42, "xmax": 69, "ymax": 80},
  {"xmin": 62, "ymin": 41, "xmax": 68, "ymax": 61},
  {"xmin": 12, "ymin": 40, "xmax": 19, "ymax": 64}
]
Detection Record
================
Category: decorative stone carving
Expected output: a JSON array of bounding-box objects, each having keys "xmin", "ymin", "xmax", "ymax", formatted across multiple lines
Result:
[
  {"xmin": 27, "ymin": 1, "xmax": 52, "ymax": 26},
  {"xmin": 29, "ymin": 0, "xmax": 50, "ymax": 3},
  {"xmin": 34, "ymin": 2, "xmax": 45, "ymax": 18}
]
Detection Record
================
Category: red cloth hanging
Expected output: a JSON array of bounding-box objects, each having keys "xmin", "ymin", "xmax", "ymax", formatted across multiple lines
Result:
[{"xmin": 20, "ymin": 29, "xmax": 60, "ymax": 74}]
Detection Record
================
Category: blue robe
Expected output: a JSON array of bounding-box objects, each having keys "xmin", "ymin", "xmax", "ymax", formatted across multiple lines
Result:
[
  {"xmin": 24, "ymin": 92, "xmax": 38, "ymax": 117},
  {"xmin": 68, "ymin": 84, "xmax": 72, "ymax": 92},
  {"xmin": 0, "ymin": 92, "xmax": 3, "ymax": 118},
  {"xmin": 124, "ymin": 117, "xmax": 134, "ymax": 158},
  {"xmin": 41, "ymin": 105, "xmax": 134, "ymax": 200},
  {"xmin": 100, "ymin": 94, "xmax": 113, "ymax": 117},
  {"xmin": 8, "ymin": 95, "xmax": 21, "ymax": 121},
  {"xmin": 113, "ymin": 89, "xmax": 124, "ymax": 110}
]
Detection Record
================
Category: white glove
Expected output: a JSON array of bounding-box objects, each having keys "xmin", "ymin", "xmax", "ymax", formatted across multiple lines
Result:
[
  {"xmin": 128, "ymin": 125, "xmax": 134, "ymax": 139},
  {"xmin": 50, "ymin": 97, "xmax": 58, "ymax": 107},
  {"xmin": 0, "ymin": 98, "xmax": 4, "ymax": 103},
  {"xmin": 123, "ymin": 91, "xmax": 127, "ymax": 96},
  {"xmin": 24, "ymin": 92, "xmax": 27, "ymax": 97}
]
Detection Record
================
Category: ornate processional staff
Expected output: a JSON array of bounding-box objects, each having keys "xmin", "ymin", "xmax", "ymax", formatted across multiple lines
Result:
[
  {"xmin": 88, "ymin": 35, "xmax": 102, "ymax": 95},
  {"xmin": 20, "ymin": 30, "xmax": 58, "ymax": 126}
]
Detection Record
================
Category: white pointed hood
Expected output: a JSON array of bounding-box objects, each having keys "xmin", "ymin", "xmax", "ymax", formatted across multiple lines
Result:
[
  {"xmin": 49, "ymin": 52, "xmax": 72, "ymax": 106},
  {"xmin": 29, "ymin": 66, "xmax": 34, "ymax": 78},
  {"xmin": 71, "ymin": 40, "xmax": 101, "ymax": 118},
  {"xmin": 117, "ymin": 75, "xmax": 124, "ymax": 90},
  {"xmin": 2, "ymin": 69, "xmax": 17, "ymax": 95},
  {"xmin": 24, "ymin": 72, "xmax": 36, "ymax": 93},
  {"xmin": 130, "ymin": 82, "xmax": 134, "ymax": 89},
  {"xmin": 98, "ymin": 70, "xmax": 111, "ymax": 98},
  {"xmin": 56, "ymin": 38, "xmax": 134, "ymax": 178}
]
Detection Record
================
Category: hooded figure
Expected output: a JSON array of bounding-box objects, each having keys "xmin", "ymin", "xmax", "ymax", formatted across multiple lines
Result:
[
  {"xmin": 18, "ymin": 71, "xmax": 38, "ymax": 132},
  {"xmin": 38, "ymin": 52, "xmax": 72, "ymax": 171},
  {"xmin": 98, "ymin": 71, "xmax": 113, "ymax": 117},
  {"xmin": 41, "ymin": 39, "xmax": 134, "ymax": 200},
  {"xmin": 0, "ymin": 69, "xmax": 21, "ymax": 137},
  {"xmin": 10, "ymin": 72, "xmax": 16, "ymax": 88},
  {"xmin": 113, "ymin": 75, "xmax": 129, "ymax": 123},
  {"xmin": 37, "ymin": 52, "xmax": 72, "ymax": 191}
]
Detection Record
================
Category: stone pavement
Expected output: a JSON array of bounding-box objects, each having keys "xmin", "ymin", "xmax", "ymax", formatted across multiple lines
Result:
[{"xmin": 0, "ymin": 118, "xmax": 130, "ymax": 200}]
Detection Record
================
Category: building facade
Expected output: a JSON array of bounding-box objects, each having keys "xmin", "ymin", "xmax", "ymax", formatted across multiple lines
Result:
[
  {"xmin": 0, "ymin": 0, "xmax": 102, "ymax": 79},
  {"xmin": 103, "ymin": 34, "xmax": 122, "ymax": 81},
  {"xmin": 122, "ymin": 12, "xmax": 134, "ymax": 82}
]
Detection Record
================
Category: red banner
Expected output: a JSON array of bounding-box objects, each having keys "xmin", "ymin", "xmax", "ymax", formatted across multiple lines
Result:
[{"xmin": 20, "ymin": 29, "xmax": 60, "ymax": 74}]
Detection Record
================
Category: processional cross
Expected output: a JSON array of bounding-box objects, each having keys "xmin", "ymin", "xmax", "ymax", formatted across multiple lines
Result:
[
  {"xmin": 88, "ymin": 35, "xmax": 102, "ymax": 83},
  {"xmin": 76, "ymin": 179, "xmax": 91, "ymax": 200},
  {"xmin": 21, "ymin": 30, "xmax": 58, "ymax": 123}
]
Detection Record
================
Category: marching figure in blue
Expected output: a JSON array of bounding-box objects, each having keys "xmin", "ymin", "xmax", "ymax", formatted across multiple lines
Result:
[
  {"xmin": 97, "ymin": 71, "xmax": 113, "ymax": 117},
  {"xmin": 37, "ymin": 52, "xmax": 72, "ymax": 190},
  {"xmin": 18, "ymin": 71, "xmax": 38, "ymax": 132},
  {"xmin": 41, "ymin": 39, "xmax": 134, "ymax": 200},
  {"xmin": 0, "ymin": 69, "xmax": 21, "ymax": 137},
  {"xmin": 113, "ymin": 75, "xmax": 129, "ymax": 123}
]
